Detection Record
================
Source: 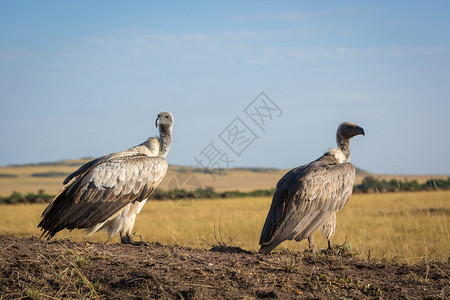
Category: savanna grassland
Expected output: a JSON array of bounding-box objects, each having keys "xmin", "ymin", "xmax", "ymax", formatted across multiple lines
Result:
[
  {"xmin": 1, "ymin": 191, "xmax": 449, "ymax": 263},
  {"xmin": 0, "ymin": 160, "xmax": 449, "ymax": 261},
  {"xmin": 0, "ymin": 161, "xmax": 449, "ymax": 298}
]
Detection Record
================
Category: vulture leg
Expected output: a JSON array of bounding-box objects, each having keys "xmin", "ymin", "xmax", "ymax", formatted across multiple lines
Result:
[
  {"xmin": 322, "ymin": 213, "xmax": 336, "ymax": 250},
  {"xmin": 307, "ymin": 236, "xmax": 315, "ymax": 251}
]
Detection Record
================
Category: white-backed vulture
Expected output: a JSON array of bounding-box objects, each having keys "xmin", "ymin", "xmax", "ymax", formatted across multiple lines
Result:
[
  {"xmin": 259, "ymin": 122, "xmax": 364, "ymax": 254},
  {"xmin": 38, "ymin": 111, "xmax": 173, "ymax": 244}
]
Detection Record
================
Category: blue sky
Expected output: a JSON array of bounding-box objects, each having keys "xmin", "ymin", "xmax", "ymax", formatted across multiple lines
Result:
[{"xmin": 1, "ymin": 1, "xmax": 449, "ymax": 175}]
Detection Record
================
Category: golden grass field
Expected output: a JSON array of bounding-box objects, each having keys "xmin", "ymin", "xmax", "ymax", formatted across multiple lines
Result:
[
  {"xmin": 1, "ymin": 190, "xmax": 449, "ymax": 264},
  {"xmin": 1, "ymin": 161, "xmax": 449, "ymax": 263}
]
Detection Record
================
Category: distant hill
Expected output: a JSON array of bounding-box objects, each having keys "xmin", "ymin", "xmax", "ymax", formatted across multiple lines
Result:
[{"xmin": 355, "ymin": 167, "xmax": 371, "ymax": 176}]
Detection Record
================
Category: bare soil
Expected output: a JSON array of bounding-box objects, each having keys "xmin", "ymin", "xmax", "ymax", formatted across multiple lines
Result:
[{"xmin": 0, "ymin": 234, "xmax": 448, "ymax": 299}]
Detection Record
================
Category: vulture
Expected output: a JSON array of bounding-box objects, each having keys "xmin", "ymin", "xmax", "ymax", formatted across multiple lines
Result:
[
  {"xmin": 259, "ymin": 122, "xmax": 364, "ymax": 254},
  {"xmin": 38, "ymin": 111, "xmax": 173, "ymax": 244}
]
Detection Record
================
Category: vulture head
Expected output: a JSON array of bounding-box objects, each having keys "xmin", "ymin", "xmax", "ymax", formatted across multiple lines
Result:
[
  {"xmin": 337, "ymin": 122, "xmax": 365, "ymax": 140},
  {"xmin": 333, "ymin": 122, "xmax": 364, "ymax": 162},
  {"xmin": 155, "ymin": 111, "xmax": 174, "ymax": 129}
]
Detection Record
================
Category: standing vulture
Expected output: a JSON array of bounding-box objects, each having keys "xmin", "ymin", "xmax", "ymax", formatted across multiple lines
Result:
[
  {"xmin": 259, "ymin": 122, "xmax": 364, "ymax": 254},
  {"xmin": 38, "ymin": 111, "xmax": 173, "ymax": 244}
]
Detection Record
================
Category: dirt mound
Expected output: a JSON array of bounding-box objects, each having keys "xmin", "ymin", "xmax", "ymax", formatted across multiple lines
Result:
[{"xmin": 0, "ymin": 234, "xmax": 448, "ymax": 299}]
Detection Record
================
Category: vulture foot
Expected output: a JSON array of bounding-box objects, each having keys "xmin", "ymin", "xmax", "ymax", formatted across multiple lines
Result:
[{"xmin": 121, "ymin": 233, "xmax": 147, "ymax": 245}]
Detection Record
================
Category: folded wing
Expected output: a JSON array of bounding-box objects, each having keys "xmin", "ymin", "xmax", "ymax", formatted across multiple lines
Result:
[
  {"xmin": 38, "ymin": 153, "xmax": 167, "ymax": 239},
  {"xmin": 259, "ymin": 159, "xmax": 355, "ymax": 250}
]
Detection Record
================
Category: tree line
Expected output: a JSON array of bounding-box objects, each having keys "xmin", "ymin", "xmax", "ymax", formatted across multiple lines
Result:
[{"xmin": 354, "ymin": 176, "xmax": 450, "ymax": 193}]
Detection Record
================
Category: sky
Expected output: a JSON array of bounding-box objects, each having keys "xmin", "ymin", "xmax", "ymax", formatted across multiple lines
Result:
[{"xmin": 1, "ymin": 1, "xmax": 449, "ymax": 175}]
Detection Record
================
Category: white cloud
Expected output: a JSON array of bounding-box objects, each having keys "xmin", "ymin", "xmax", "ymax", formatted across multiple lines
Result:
[{"xmin": 39, "ymin": 31, "xmax": 423, "ymax": 75}]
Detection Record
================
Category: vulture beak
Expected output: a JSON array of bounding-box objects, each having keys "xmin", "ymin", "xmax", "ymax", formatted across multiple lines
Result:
[
  {"xmin": 155, "ymin": 117, "xmax": 160, "ymax": 128},
  {"xmin": 355, "ymin": 126, "xmax": 365, "ymax": 136}
]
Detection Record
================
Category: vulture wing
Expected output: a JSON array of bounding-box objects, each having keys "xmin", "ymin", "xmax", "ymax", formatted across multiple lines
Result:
[
  {"xmin": 38, "ymin": 153, "xmax": 167, "ymax": 239},
  {"xmin": 63, "ymin": 155, "xmax": 110, "ymax": 185},
  {"xmin": 259, "ymin": 157, "xmax": 355, "ymax": 252}
]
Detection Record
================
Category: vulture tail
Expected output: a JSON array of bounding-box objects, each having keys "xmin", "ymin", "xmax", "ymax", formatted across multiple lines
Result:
[{"xmin": 259, "ymin": 239, "xmax": 283, "ymax": 254}]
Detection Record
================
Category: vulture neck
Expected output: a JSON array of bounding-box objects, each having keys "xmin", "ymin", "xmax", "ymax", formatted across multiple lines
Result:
[
  {"xmin": 336, "ymin": 134, "xmax": 351, "ymax": 163},
  {"xmin": 158, "ymin": 125, "xmax": 172, "ymax": 158}
]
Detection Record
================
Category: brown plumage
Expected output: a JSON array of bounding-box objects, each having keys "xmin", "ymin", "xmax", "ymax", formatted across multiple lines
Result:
[
  {"xmin": 38, "ymin": 111, "xmax": 173, "ymax": 244},
  {"xmin": 259, "ymin": 122, "xmax": 364, "ymax": 254}
]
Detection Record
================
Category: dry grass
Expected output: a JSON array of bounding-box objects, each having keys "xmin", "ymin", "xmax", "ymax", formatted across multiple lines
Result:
[{"xmin": 1, "ymin": 190, "xmax": 449, "ymax": 263}]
